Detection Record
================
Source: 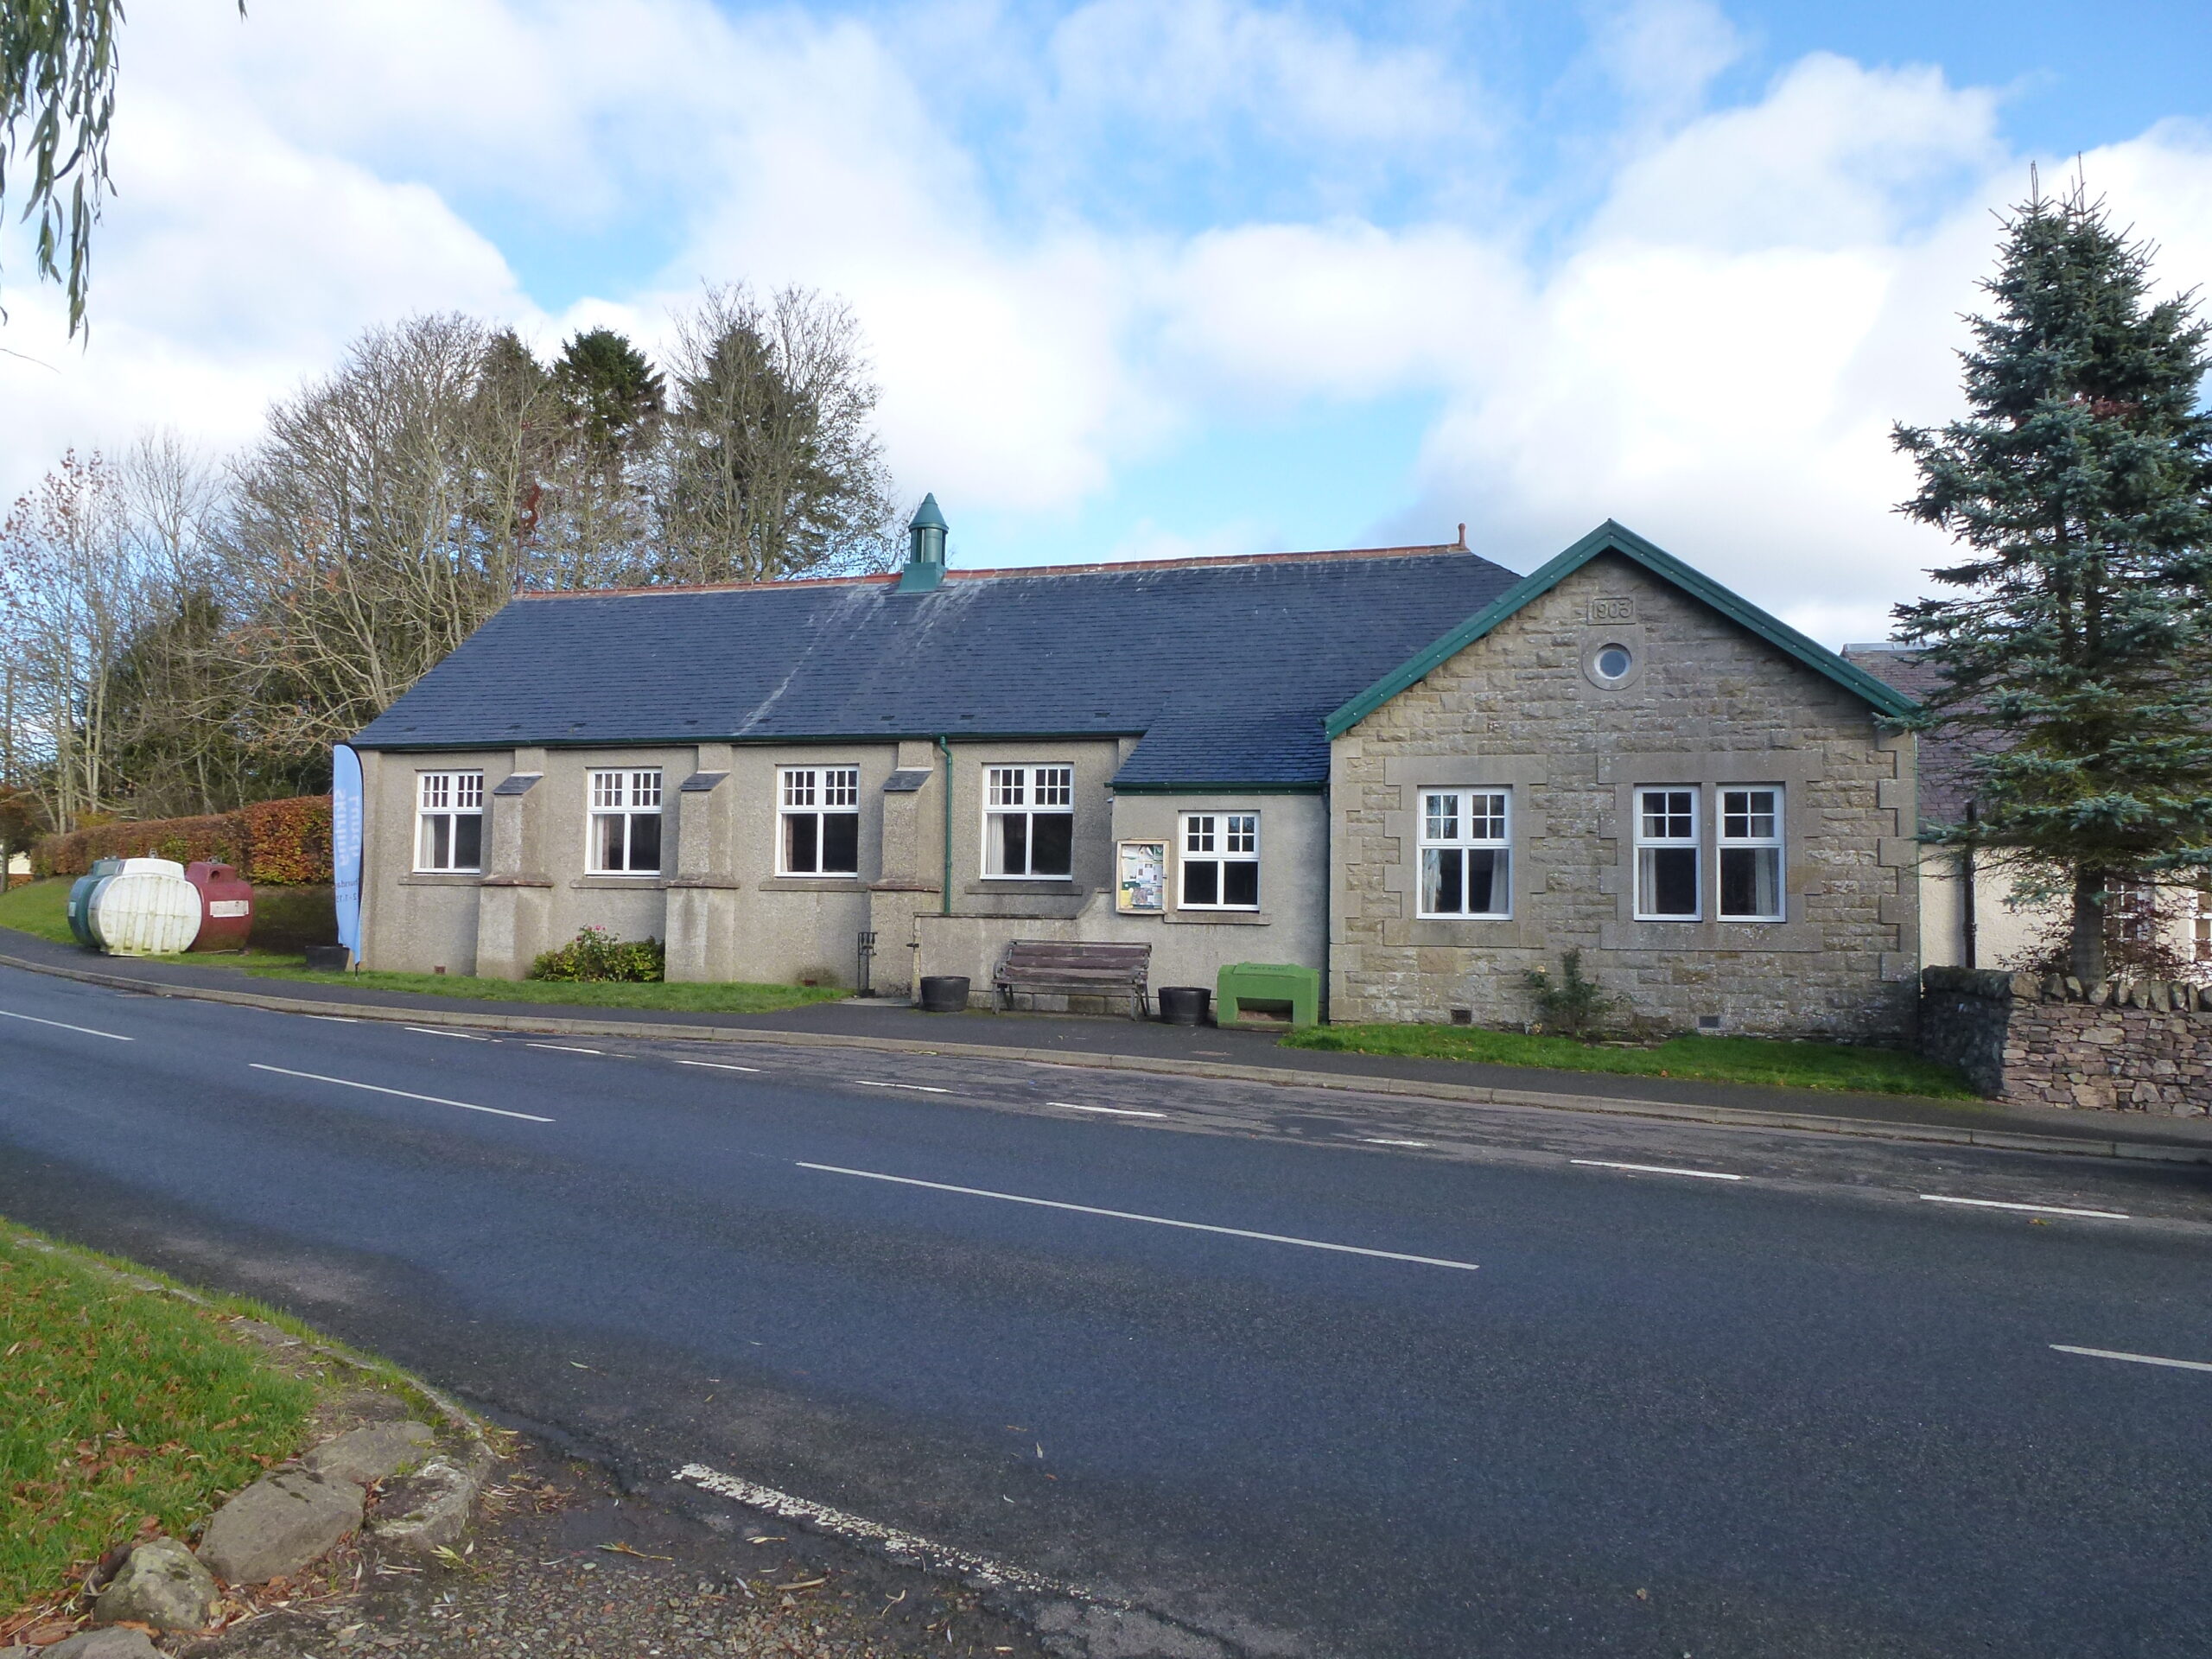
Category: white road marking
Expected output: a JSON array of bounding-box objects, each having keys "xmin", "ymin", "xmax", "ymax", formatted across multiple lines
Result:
[
  {"xmin": 1920, "ymin": 1194, "xmax": 2129, "ymax": 1219},
  {"xmin": 677, "ymin": 1059, "xmax": 764, "ymax": 1073},
  {"xmin": 1051, "ymin": 1102, "xmax": 1167, "ymax": 1119},
  {"xmin": 0, "ymin": 1007, "xmax": 132, "ymax": 1042},
  {"xmin": 303, "ymin": 1014, "xmax": 359, "ymax": 1024},
  {"xmin": 2051, "ymin": 1344, "xmax": 2212, "ymax": 1375},
  {"xmin": 797, "ymin": 1162, "xmax": 1480, "ymax": 1272},
  {"xmin": 675, "ymin": 1463, "xmax": 1087, "ymax": 1598},
  {"xmin": 853, "ymin": 1080, "xmax": 950, "ymax": 1093},
  {"xmin": 1573, "ymin": 1159, "xmax": 1743, "ymax": 1181},
  {"xmin": 526, "ymin": 1043, "xmax": 604, "ymax": 1055},
  {"xmin": 405, "ymin": 1026, "xmax": 492, "ymax": 1041},
  {"xmin": 1364, "ymin": 1138, "xmax": 1430, "ymax": 1148},
  {"xmin": 248, "ymin": 1063, "xmax": 553, "ymax": 1123}
]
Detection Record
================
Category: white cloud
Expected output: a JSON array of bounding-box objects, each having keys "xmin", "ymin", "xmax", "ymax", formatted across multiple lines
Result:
[
  {"xmin": 1043, "ymin": 0, "xmax": 1480, "ymax": 151},
  {"xmin": 4, "ymin": 3, "xmax": 2212, "ymax": 653},
  {"xmin": 1588, "ymin": 0, "xmax": 1746, "ymax": 131}
]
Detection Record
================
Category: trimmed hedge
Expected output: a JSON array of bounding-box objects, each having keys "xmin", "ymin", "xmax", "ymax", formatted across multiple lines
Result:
[{"xmin": 33, "ymin": 796, "xmax": 334, "ymax": 886}]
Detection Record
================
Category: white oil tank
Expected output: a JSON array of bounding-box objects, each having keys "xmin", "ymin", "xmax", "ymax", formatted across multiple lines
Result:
[{"xmin": 87, "ymin": 858, "xmax": 204, "ymax": 956}]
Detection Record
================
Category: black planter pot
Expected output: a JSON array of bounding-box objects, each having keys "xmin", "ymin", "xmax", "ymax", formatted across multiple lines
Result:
[
  {"xmin": 1158, "ymin": 986, "xmax": 1211, "ymax": 1027},
  {"xmin": 917, "ymin": 975, "xmax": 970, "ymax": 1014}
]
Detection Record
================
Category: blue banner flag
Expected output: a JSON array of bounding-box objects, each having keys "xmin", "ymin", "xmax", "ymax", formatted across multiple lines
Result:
[{"xmin": 331, "ymin": 744, "xmax": 364, "ymax": 959}]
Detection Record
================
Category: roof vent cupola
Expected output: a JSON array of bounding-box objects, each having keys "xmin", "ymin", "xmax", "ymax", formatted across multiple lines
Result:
[{"xmin": 898, "ymin": 493, "xmax": 949, "ymax": 592}]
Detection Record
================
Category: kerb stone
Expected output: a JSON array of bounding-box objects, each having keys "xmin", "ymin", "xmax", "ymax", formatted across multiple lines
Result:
[
  {"xmin": 92, "ymin": 1536, "xmax": 217, "ymax": 1631},
  {"xmin": 302, "ymin": 1421, "xmax": 436, "ymax": 1487},
  {"xmin": 197, "ymin": 1470, "xmax": 364, "ymax": 1585}
]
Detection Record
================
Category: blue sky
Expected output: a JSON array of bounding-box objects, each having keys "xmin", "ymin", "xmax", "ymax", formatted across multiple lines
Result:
[{"xmin": 3, "ymin": 0, "xmax": 2209, "ymax": 644}]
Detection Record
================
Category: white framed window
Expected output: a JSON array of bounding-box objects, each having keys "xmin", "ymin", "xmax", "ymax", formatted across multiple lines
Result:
[
  {"xmin": 984, "ymin": 765, "xmax": 1074, "ymax": 878},
  {"xmin": 588, "ymin": 768, "xmax": 663, "ymax": 874},
  {"xmin": 780, "ymin": 766, "xmax": 861, "ymax": 876},
  {"xmin": 1718, "ymin": 786, "xmax": 1784, "ymax": 921},
  {"xmin": 1180, "ymin": 811, "xmax": 1259, "ymax": 910},
  {"xmin": 1634, "ymin": 786, "xmax": 1700, "ymax": 920},
  {"xmin": 416, "ymin": 770, "xmax": 484, "ymax": 873},
  {"xmin": 1419, "ymin": 790, "xmax": 1511, "ymax": 918}
]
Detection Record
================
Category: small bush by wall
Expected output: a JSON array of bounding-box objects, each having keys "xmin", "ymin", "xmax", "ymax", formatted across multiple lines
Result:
[
  {"xmin": 529, "ymin": 926, "xmax": 665, "ymax": 983},
  {"xmin": 32, "ymin": 797, "xmax": 333, "ymax": 885}
]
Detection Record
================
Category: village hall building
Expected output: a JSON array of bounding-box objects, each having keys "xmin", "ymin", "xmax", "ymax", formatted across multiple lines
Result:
[{"xmin": 349, "ymin": 505, "xmax": 1923, "ymax": 1039}]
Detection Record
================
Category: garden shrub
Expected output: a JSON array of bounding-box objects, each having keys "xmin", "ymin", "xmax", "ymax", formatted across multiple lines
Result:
[
  {"xmin": 32, "ymin": 796, "xmax": 333, "ymax": 884},
  {"xmin": 529, "ymin": 925, "xmax": 666, "ymax": 983},
  {"xmin": 1522, "ymin": 948, "xmax": 1621, "ymax": 1039}
]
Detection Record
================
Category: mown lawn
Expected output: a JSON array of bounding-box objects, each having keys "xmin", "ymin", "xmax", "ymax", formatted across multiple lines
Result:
[
  {"xmin": 241, "ymin": 963, "xmax": 849, "ymax": 1014},
  {"xmin": 1283, "ymin": 1023, "xmax": 1978, "ymax": 1100},
  {"xmin": 0, "ymin": 879, "xmax": 73, "ymax": 945},
  {"xmin": 0, "ymin": 1224, "xmax": 318, "ymax": 1615}
]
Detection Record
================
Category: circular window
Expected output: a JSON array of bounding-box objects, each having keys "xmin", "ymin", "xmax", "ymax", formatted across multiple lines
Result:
[{"xmin": 1594, "ymin": 643, "xmax": 1634, "ymax": 682}]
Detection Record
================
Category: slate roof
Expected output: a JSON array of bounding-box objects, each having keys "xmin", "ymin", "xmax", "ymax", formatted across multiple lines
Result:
[
  {"xmin": 1841, "ymin": 645, "xmax": 1986, "ymax": 826},
  {"xmin": 352, "ymin": 544, "xmax": 1522, "ymax": 790}
]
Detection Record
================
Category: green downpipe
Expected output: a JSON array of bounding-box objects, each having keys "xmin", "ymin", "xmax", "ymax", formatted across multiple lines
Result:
[{"xmin": 935, "ymin": 735, "xmax": 954, "ymax": 915}]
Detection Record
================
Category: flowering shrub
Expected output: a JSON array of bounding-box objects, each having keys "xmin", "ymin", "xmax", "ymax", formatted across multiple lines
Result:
[{"xmin": 528, "ymin": 925, "xmax": 665, "ymax": 983}]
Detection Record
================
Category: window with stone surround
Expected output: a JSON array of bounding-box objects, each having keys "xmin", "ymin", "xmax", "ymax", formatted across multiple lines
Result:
[
  {"xmin": 780, "ymin": 766, "xmax": 861, "ymax": 875},
  {"xmin": 984, "ymin": 765, "xmax": 1074, "ymax": 878},
  {"xmin": 588, "ymin": 768, "xmax": 663, "ymax": 874},
  {"xmin": 1418, "ymin": 789, "xmax": 1510, "ymax": 918},
  {"xmin": 1180, "ymin": 811, "xmax": 1259, "ymax": 909},
  {"xmin": 1634, "ymin": 786, "xmax": 1700, "ymax": 920},
  {"xmin": 1718, "ymin": 786, "xmax": 1784, "ymax": 921},
  {"xmin": 416, "ymin": 770, "xmax": 483, "ymax": 873}
]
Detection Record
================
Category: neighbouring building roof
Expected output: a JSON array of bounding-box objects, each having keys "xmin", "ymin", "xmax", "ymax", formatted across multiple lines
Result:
[
  {"xmin": 1841, "ymin": 643, "xmax": 1983, "ymax": 826},
  {"xmin": 352, "ymin": 543, "xmax": 1521, "ymax": 790},
  {"xmin": 1326, "ymin": 521, "xmax": 1919, "ymax": 738}
]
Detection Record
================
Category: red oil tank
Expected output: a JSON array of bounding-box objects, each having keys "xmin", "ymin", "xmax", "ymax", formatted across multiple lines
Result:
[{"xmin": 184, "ymin": 861, "xmax": 255, "ymax": 952}]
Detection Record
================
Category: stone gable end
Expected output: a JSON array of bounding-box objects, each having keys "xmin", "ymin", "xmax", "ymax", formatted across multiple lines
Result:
[{"xmin": 1328, "ymin": 551, "xmax": 1916, "ymax": 1039}]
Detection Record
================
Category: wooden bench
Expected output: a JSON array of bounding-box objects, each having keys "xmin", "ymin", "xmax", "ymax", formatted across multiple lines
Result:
[{"xmin": 994, "ymin": 940, "xmax": 1153, "ymax": 1020}]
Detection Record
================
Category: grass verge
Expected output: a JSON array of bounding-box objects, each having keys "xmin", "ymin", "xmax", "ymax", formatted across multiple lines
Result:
[
  {"xmin": 0, "ymin": 879, "xmax": 72, "ymax": 945},
  {"xmin": 0, "ymin": 1223, "xmax": 317, "ymax": 1614},
  {"xmin": 0, "ymin": 880, "xmax": 843, "ymax": 1014},
  {"xmin": 1283, "ymin": 1023, "xmax": 1978, "ymax": 1100},
  {"xmin": 241, "ymin": 963, "xmax": 849, "ymax": 1014}
]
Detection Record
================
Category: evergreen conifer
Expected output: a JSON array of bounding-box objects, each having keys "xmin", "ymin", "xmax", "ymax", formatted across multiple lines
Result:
[{"xmin": 1893, "ymin": 177, "xmax": 2212, "ymax": 982}]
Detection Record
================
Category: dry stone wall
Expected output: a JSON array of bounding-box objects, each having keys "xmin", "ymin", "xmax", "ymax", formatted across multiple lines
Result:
[
  {"xmin": 1330, "ymin": 553, "xmax": 1915, "ymax": 1040},
  {"xmin": 1918, "ymin": 966, "xmax": 2212, "ymax": 1111}
]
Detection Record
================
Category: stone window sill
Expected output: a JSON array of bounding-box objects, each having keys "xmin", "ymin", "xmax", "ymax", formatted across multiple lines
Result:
[
  {"xmin": 570, "ymin": 875, "xmax": 670, "ymax": 890},
  {"xmin": 1166, "ymin": 909, "xmax": 1271, "ymax": 925},
  {"xmin": 759, "ymin": 876, "xmax": 866, "ymax": 892},
  {"xmin": 964, "ymin": 880, "xmax": 1089, "ymax": 897},
  {"xmin": 399, "ymin": 873, "xmax": 482, "ymax": 887}
]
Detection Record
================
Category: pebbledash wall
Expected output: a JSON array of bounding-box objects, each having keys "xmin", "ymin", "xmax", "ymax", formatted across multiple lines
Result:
[
  {"xmin": 1918, "ymin": 967, "xmax": 2212, "ymax": 1111},
  {"xmin": 355, "ymin": 736, "xmax": 1321, "ymax": 996},
  {"xmin": 1329, "ymin": 553, "xmax": 1920, "ymax": 1041}
]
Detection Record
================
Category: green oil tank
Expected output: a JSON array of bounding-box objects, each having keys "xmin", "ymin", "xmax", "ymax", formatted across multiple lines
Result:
[{"xmin": 66, "ymin": 858, "xmax": 124, "ymax": 948}]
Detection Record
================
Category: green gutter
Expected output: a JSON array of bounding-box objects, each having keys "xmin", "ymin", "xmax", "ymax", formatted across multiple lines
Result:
[
  {"xmin": 1108, "ymin": 782, "xmax": 1324, "ymax": 795},
  {"xmin": 935, "ymin": 734, "xmax": 954, "ymax": 916}
]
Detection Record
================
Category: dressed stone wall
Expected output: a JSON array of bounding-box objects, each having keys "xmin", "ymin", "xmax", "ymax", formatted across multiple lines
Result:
[
  {"xmin": 1918, "ymin": 966, "xmax": 2212, "ymax": 1110},
  {"xmin": 1329, "ymin": 552, "xmax": 1916, "ymax": 1039}
]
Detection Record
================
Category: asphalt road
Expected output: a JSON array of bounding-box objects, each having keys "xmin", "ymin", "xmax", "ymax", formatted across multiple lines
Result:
[{"xmin": 3, "ymin": 963, "xmax": 2210, "ymax": 1658}]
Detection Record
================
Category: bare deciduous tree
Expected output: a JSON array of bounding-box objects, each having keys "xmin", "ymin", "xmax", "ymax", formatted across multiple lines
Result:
[
  {"xmin": 0, "ymin": 451, "xmax": 146, "ymax": 828},
  {"xmin": 224, "ymin": 314, "xmax": 550, "ymax": 754},
  {"xmin": 655, "ymin": 284, "xmax": 899, "ymax": 584}
]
